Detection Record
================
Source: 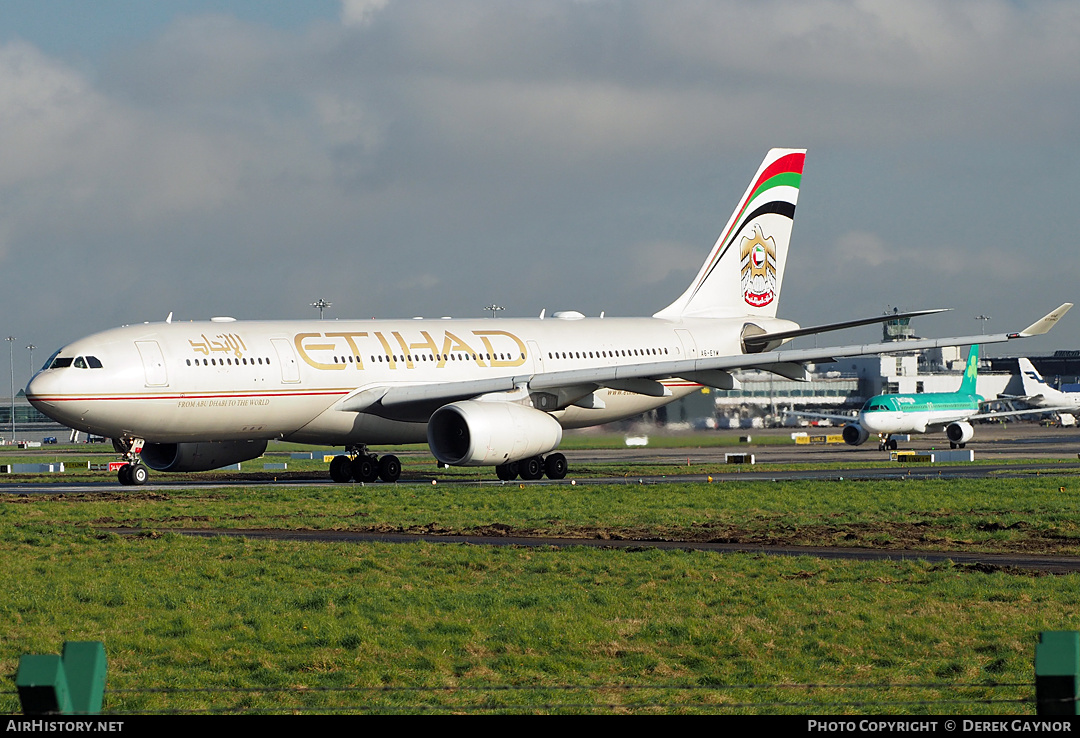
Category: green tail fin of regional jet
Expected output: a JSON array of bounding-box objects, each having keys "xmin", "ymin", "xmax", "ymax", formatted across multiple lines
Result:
[{"xmin": 958, "ymin": 344, "xmax": 979, "ymax": 396}]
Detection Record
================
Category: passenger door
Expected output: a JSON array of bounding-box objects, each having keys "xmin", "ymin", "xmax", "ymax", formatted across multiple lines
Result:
[{"xmin": 135, "ymin": 341, "xmax": 168, "ymax": 387}]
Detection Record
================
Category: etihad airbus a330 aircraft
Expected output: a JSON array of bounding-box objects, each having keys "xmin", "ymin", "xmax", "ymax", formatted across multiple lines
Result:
[
  {"xmin": 796, "ymin": 345, "xmax": 1070, "ymax": 451},
  {"xmin": 25, "ymin": 149, "xmax": 1072, "ymax": 485}
]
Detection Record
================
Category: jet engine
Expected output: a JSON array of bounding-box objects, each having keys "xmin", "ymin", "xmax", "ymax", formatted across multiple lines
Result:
[
  {"xmin": 140, "ymin": 440, "xmax": 268, "ymax": 472},
  {"xmin": 946, "ymin": 421, "xmax": 974, "ymax": 445},
  {"xmin": 842, "ymin": 423, "xmax": 870, "ymax": 446},
  {"xmin": 427, "ymin": 400, "xmax": 563, "ymax": 466}
]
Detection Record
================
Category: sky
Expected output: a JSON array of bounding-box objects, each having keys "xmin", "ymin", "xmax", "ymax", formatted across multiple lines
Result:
[{"xmin": 2, "ymin": 0, "xmax": 1078, "ymax": 389}]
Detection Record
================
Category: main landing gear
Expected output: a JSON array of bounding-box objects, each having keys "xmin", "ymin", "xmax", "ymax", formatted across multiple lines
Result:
[
  {"xmin": 495, "ymin": 453, "xmax": 568, "ymax": 481},
  {"xmin": 114, "ymin": 437, "xmax": 149, "ymax": 486},
  {"xmin": 329, "ymin": 447, "xmax": 401, "ymax": 483}
]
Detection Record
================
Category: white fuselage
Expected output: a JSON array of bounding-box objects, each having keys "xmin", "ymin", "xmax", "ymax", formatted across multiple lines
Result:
[
  {"xmin": 26, "ymin": 314, "xmax": 795, "ymax": 447},
  {"xmin": 857, "ymin": 395, "xmax": 981, "ymax": 436}
]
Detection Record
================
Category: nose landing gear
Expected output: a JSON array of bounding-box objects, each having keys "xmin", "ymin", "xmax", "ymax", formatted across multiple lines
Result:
[
  {"xmin": 114, "ymin": 437, "xmax": 149, "ymax": 486},
  {"xmin": 877, "ymin": 435, "xmax": 898, "ymax": 451}
]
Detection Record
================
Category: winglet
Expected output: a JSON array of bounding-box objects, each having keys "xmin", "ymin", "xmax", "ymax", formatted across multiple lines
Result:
[{"xmin": 1019, "ymin": 303, "xmax": 1073, "ymax": 337}]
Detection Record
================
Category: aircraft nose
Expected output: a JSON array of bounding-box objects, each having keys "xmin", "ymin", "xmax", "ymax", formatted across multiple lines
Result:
[
  {"xmin": 859, "ymin": 413, "xmax": 880, "ymax": 432},
  {"xmin": 26, "ymin": 371, "xmax": 57, "ymax": 410},
  {"xmin": 25, "ymin": 369, "xmax": 76, "ymax": 424}
]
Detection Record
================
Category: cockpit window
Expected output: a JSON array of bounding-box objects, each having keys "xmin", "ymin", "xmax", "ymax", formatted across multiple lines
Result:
[
  {"xmin": 49, "ymin": 357, "xmax": 74, "ymax": 369},
  {"xmin": 74, "ymin": 357, "xmax": 87, "ymax": 369},
  {"xmin": 86, "ymin": 356, "xmax": 103, "ymax": 368}
]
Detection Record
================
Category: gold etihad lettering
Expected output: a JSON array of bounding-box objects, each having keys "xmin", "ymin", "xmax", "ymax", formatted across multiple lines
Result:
[
  {"xmin": 474, "ymin": 330, "xmax": 527, "ymax": 367},
  {"xmin": 324, "ymin": 332, "xmax": 367, "ymax": 370},
  {"xmin": 288, "ymin": 329, "xmax": 528, "ymax": 371},
  {"xmin": 294, "ymin": 333, "xmax": 342, "ymax": 371},
  {"xmin": 295, "ymin": 331, "xmax": 370, "ymax": 370}
]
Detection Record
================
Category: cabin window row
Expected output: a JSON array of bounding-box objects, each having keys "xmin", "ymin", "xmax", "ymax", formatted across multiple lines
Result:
[
  {"xmin": 330, "ymin": 353, "xmax": 525, "ymax": 364},
  {"xmin": 546, "ymin": 348, "xmax": 669, "ymax": 360},
  {"xmin": 186, "ymin": 357, "xmax": 271, "ymax": 367}
]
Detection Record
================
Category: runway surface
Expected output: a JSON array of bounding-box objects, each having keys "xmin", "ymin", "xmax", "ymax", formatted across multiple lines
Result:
[
  {"xmin": 7, "ymin": 425, "xmax": 1080, "ymax": 573},
  {"xmin": 3, "ymin": 425, "xmax": 1079, "ymax": 493}
]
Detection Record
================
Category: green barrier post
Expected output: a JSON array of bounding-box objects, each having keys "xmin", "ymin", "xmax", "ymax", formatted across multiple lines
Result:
[
  {"xmin": 1035, "ymin": 631, "xmax": 1080, "ymax": 715},
  {"xmin": 15, "ymin": 641, "xmax": 106, "ymax": 715}
]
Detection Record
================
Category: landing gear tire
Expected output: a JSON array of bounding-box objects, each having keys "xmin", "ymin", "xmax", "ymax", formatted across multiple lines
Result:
[
  {"xmin": 118, "ymin": 463, "xmax": 148, "ymax": 486},
  {"xmin": 887, "ymin": 440, "xmax": 898, "ymax": 451},
  {"xmin": 496, "ymin": 462, "xmax": 518, "ymax": 481},
  {"xmin": 378, "ymin": 455, "xmax": 401, "ymax": 483},
  {"xmin": 130, "ymin": 464, "xmax": 148, "ymax": 485},
  {"xmin": 544, "ymin": 453, "xmax": 568, "ymax": 480},
  {"xmin": 519, "ymin": 456, "xmax": 544, "ymax": 480},
  {"xmin": 329, "ymin": 455, "xmax": 353, "ymax": 483},
  {"xmin": 351, "ymin": 455, "xmax": 379, "ymax": 483}
]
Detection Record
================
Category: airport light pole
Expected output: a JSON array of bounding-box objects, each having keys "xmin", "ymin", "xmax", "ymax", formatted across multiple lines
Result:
[
  {"xmin": 26, "ymin": 344, "xmax": 35, "ymax": 380},
  {"xmin": 975, "ymin": 315, "xmax": 991, "ymax": 334},
  {"xmin": 484, "ymin": 304, "xmax": 505, "ymax": 319},
  {"xmin": 311, "ymin": 299, "xmax": 331, "ymax": 321},
  {"xmin": 5, "ymin": 336, "xmax": 14, "ymax": 443}
]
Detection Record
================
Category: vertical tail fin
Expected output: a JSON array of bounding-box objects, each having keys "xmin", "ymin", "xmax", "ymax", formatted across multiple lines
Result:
[
  {"xmin": 654, "ymin": 148, "xmax": 805, "ymax": 320},
  {"xmin": 1018, "ymin": 358, "xmax": 1048, "ymax": 396},
  {"xmin": 958, "ymin": 344, "xmax": 979, "ymax": 396},
  {"xmin": 1018, "ymin": 357, "xmax": 1066, "ymax": 403}
]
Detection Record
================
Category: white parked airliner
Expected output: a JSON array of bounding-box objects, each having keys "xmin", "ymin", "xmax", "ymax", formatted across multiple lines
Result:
[
  {"xmin": 1007, "ymin": 358, "xmax": 1080, "ymax": 412},
  {"xmin": 25, "ymin": 149, "xmax": 1070, "ymax": 485}
]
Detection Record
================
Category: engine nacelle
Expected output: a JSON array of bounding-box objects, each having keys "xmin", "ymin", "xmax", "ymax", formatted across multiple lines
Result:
[
  {"xmin": 427, "ymin": 400, "xmax": 563, "ymax": 466},
  {"xmin": 842, "ymin": 423, "xmax": 870, "ymax": 446},
  {"xmin": 140, "ymin": 440, "xmax": 268, "ymax": 472},
  {"xmin": 946, "ymin": 421, "xmax": 975, "ymax": 445}
]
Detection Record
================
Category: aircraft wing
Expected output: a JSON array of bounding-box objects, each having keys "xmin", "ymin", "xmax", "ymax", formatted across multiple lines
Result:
[
  {"xmin": 967, "ymin": 406, "xmax": 1075, "ymax": 421},
  {"xmin": 781, "ymin": 410, "xmax": 858, "ymax": 424},
  {"xmin": 338, "ymin": 303, "xmax": 1073, "ymax": 420},
  {"xmin": 740, "ymin": 308, "xmax": 949, "ymax": 351}
]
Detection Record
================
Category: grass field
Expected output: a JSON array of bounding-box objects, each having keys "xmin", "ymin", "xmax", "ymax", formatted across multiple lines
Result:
[{"xmin": 3, "ymin": 472, "xmax": 1080, "ymax": 714}]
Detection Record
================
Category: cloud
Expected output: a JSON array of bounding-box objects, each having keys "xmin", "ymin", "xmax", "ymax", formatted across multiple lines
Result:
[
  {"xmin": 341, "ymin": 0, "xmax": 390, "ymax": 28},
  {"xmin": 2, "ymin": 0, "xmax": 1079, "ymax": 362}
]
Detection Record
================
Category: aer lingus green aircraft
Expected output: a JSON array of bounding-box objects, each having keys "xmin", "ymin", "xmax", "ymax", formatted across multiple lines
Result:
[{"xmin": 798, "ymin": 344, "xmax": 1069, "ymax": 451}]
